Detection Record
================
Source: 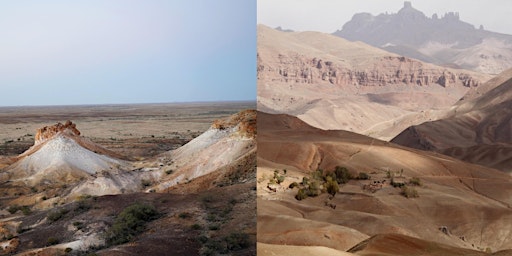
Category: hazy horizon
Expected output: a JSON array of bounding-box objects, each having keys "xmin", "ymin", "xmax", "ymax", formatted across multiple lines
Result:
[
  {"xmin": 0, "ymin": 1, "xmax": 256, "ymax": 106},
  {"xmin": 0, "ymin": 99, "xmax": 256, "ymax": 108},
  {"xmin": 258, "ymin": 0, "xmax": 512, "ymax": 35}
]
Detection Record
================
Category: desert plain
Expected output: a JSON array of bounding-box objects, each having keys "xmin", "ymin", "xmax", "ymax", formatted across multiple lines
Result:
[{"xmin": 0, "ymin": 101, "xmax": 257, "ymax": 255}]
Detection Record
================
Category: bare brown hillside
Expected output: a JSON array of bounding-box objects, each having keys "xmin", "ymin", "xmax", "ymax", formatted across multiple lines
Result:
[
  {"xmin": 257, "ymin": 25, "xmax": 491, "ymax": 140},
  {"xmin": 392, "ymin": 68, "xmax": 512, "ymax": 173},
  {"xmin": 257, "ymin": 111, "xmax": 512, "ymax": 255}
]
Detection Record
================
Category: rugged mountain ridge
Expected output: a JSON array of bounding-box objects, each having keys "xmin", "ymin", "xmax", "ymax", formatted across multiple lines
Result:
[
  {"xmin": 334, "ymin": 1, "xmax": 512, "ymax": 74},
  {"xmin": 258, "ymin": 25, "xmax": 490, "ymax": 139},
  {"xmin": 259, "ymin": 25, "xmax": 483, "ymax": 89}
]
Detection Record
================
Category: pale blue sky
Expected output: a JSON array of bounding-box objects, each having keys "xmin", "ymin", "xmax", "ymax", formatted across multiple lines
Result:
[
  {"xmin": 258, "ymin": 0, "xmax": 512, "ymax": 35},
  {"xmin": 0, "ymin": 1, "xmax": 256, "ymax": 106}
]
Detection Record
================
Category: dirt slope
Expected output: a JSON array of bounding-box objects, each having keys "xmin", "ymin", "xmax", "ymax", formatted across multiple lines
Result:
[
  {"xmin": 392, "ymin": 68, "xmax": 512, "ymax": 173},
  {"xmin": 0, "ymin": 110, "xmax": 257, "ymax": 255},
  {"xmin": 257, "ymin": 111, "xmax": 512, "ymax": 255},
  {"xmin": 258, "ymin": 25, "xmax": 490, "ymax": 139}
]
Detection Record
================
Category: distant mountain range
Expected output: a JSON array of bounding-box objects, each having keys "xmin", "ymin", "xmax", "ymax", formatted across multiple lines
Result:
[{"xmin": 334, "ymin": 1, "xmax": 512, "ymax": 74}]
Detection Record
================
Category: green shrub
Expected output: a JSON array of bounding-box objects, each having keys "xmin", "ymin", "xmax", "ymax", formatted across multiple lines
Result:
[
  {"xmin": 141, "ymin": 179, "xmax": 152, "ymax": 187},
  {"xmin": 357, "ymin": 172, "xmax": 370, "ymax": 180},
  {"xmin": 197, "ymin": 235, "xmax": 208, "ymax": 244},
  {"xmin": 334, "ymin": 166, "xmax": 352, "ymax": 184},
  {"xmin": 272, "ymin": 170, "xmax": 285, "ymax": 184},
  {"xmin": 409, "ymin": 177, "xmax": 422, "ymax": 186},
  {"xmin": 401, "ymin": 186, "xmax": 419, "ymax": 198},
  {"xmin": 75, "ymin": 200, "xmax": 92, "ymax": 213},
  {"xmin": 7, "ymin": 205, "xmax": 20, "ymax": 214},
  {"xmin": 105, "ymin": 203, "xmax": 159, "ymax": 246},
  {"xmin": 73, "ymin": 221, "xmax": 84, "ymax": 230},
  {"xmin": 295, "ymin": 188, "xmax": 308, "ymax": 200},
  {"xmin": 325, "ymin": 177, "xmax": 339, "ymax": 197},
  {"xmin": 224, "ymin": 232, "xmax": 250, "ymax": 251},
  {"xmin": 307, "ymin": 180, "xmax": 320, "ymax": 197},
  {"xmin": 191, "ymin": 224, "xmax": 202, "ymax": 230},
  {"xmin": 178, "ymin": 212, "xmax": 191, "ymax": 219},
  {"xmin": 46, "ymin": 236, "xmax": 59, "ymax": 246},
  {"xmin": 47, "ymin": 209, "xmax": 70, "ymax": 223},
  {"xmin": 208, "ymin": 224, "xmax": 220, "ymax": 231},
  {"xmin": 289, "ymin": 182, "xmax": 299, "ymax": 189}
]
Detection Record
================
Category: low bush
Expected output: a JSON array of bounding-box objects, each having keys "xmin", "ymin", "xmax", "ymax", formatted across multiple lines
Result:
[
  {"xmin": 295, "ymin": 188, "xmax": 308, "ymax": 201},
  {"xmin": 334, "ymin": 166, "xmax": 352, "ymax": 184},
  {"xmin": 191, "ymin": 224, "xmax": 202, "ymax": 230},
  {"xmin": 401, "ymin": 186, "xmax": 419, "ymax": 198},
  {"xmin": 409, "ymin": 177, "xmax": 422, "ymax": 186},
  {"xmin": 47, "ymin": 209, "xmax": 70, "ymax": 223},
  {"xmin": 46, "ymin": 236, "xmax": 59, "ymax": 246},
  {"xmin": 357, "ymin": 172, "xmax": 371, "ymax": 180},
  {"xmin": 325, "ymin": 177, "xmax": 339, "ymax": 197},
  {"xmin": 289, "ymin": 182, "xmax": 299, "ymax": 189},
  {"xmin": 105, "ymin": 203, "xmax": 159, "ymax": 246},
  {"xmin": 224, "ymin": 232, "xmax": 250, "ymax": 251}
]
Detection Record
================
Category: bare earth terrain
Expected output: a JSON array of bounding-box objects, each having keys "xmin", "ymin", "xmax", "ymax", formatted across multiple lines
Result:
[
  {"xmin": 257, "ymin": 25, "xmax": 491, "ymax": 140},
  {"xmin": 257, "ymin": 112, "xmax": 512, "ymax": 255},
  {"xmin": 0, "ymin": 101, "xmax": 257, "ymax": 255}
]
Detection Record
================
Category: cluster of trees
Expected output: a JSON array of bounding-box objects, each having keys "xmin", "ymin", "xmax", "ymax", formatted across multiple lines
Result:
[{"xmin": 290, "ymin": 166, "xmax": 369, "ymax": 200}]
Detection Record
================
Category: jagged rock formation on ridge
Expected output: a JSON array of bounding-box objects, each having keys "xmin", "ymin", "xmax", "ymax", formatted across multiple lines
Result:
[{"xmin": 334, "ymin": 1, "xmax": 512, "ymax": 74}]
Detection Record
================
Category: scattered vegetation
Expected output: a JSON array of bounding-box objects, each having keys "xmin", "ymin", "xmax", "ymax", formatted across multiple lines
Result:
[
  {"xmin": 47, "ymin": 208, "xmax": 70, "ymax": 223},
  {"xmin": 357, "ymin": 172, "xmax": 371, "ymax": 180},
  {"xmin": 400, "ymin": 185, "xmax": 419, "ymax": 198},
  {"xmin": 178, "ymin": 212, "xmax": 192, "ymax": 219},
  {"xmin": 46, "ymin": 236, "xmax": 59, "ymax": 246},
  {"xmin": 141, "ymin": 179, "xmax": 152, "ymax": 188},
  {"xmin": 191, "ymin": 223, "xmax": 202, "ymax": 230},
  {"xmin": 7, "ymin": 205, "xmax": 32, "ymax": 215},
  {"xmin": 105, "ymin": 203, "xmax": 159, "ymax": 246},
  {"xmin": 200, "ymin": 232, "xmax": 251, "ymax": 256},
  {"xmin": 268, "ymin": 169, "xmax": 285, "ymax": 185},
  {"xmin": 409, "ymin": 177, "xmax": 422, "ymax": 186},
  {"xmin": 73, "ymin": 221, "xmax": 85, "ymax": 230},
  {"xmin": 291, "ymin": 166, "xmax": 356, "ymax": 200},
  {"xmin": 325, "ymin": 177, "xmax": 339, "ymax": 197}
]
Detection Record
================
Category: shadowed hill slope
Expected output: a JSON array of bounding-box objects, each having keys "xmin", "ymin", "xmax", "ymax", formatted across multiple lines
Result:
[{"xmin": 392, "ymin": 68, "xmax": 512, "ymax": 172}]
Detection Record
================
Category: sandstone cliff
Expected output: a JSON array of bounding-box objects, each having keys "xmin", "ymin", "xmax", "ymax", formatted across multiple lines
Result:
[
  {"xmin": 258, "ymin": 53, "xmax": 481, "ymax": 88},
  {"xmin": 257, "ymin": 25, "xmax": 490, "ymax": 139}
]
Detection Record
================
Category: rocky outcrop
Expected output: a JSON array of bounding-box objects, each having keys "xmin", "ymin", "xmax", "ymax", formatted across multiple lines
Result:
[
  {"xmin": 333, "ymin": 2, "xmax": 512, "ymax": 75},
  {"xmin": 258, "ymin": 53, "xmax": 482, "ymax": 88},
  {"xmin": 35, "ymin": 120, "xmax": 80, "ymax": 144},
  {"xmin": 211, "ymin": 109, "xmax": 256, "ymax": 137}
]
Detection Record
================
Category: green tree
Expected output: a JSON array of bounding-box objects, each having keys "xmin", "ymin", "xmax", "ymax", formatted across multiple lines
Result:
[{"xmin": 325, "ymin": 177, "xmax": 339, "ymax": 197}]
